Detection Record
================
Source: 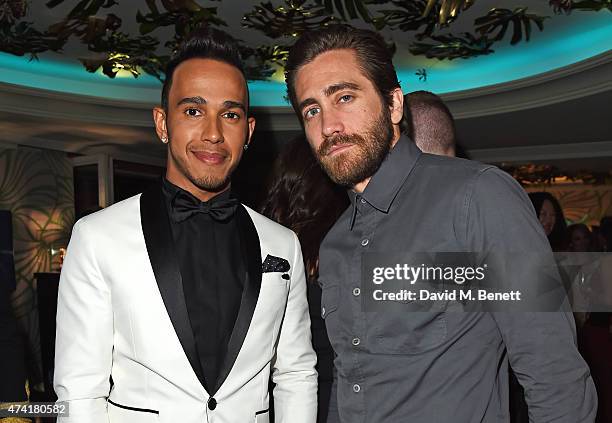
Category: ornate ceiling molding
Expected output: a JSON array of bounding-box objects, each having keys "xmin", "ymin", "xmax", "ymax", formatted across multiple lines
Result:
[
  {"xmin": 444, "ymin": 50, "xmax": 612, "ymax": 119},
  {"xmin": 0, "ymin": 50, "xmax": 610, "ymax": 132},
  {"xmin": 468, "ymin": 140, "xmax": 612, "ymax": 163}
]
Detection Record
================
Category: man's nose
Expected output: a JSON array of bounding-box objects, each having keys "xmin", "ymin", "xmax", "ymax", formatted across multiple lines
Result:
[
  {"xmin": 321, "ymin": 109, "xmax": 345, "ymax": 138},
  {"xmin": 201, "ymin": 116, "xmax": 223, "ymax": 144}
]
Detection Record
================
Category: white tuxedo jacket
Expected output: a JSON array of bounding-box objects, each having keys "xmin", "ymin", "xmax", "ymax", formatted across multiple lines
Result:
[{"xmin": 54, "ymin": 185, "xmax": 317, "ymax": 423}]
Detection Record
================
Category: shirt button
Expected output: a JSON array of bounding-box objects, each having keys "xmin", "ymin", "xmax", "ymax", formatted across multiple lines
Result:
[
  {"xmin": 361, "ymin": 239, "xmax": 369, "ymax": 246},
  {"xmin": 352, "ymin": 337, "xmax": 360, "ymax": 346},
  {"xmin": 353, "ymin": 384, "xmax": 361, "ymax": 393},
  {"xmin": 352, "ymin": 287, "xmax": 361, "ymax": 296},
  {"xmin": 208, "ymin": 397, "xmax": 217, "ymax": 410},
  {"xmin": 360, "ymin": 198, "xmax": 366, "ymax": 204}
]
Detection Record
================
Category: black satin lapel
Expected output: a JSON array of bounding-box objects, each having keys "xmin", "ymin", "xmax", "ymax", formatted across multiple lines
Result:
[
  {"xmin": 213, "ymin": 205, "xmax": 262, "ymax": 394},
  {"xmin": 140, "ymin": 184, "xmax": 207, "ymax": 390}
]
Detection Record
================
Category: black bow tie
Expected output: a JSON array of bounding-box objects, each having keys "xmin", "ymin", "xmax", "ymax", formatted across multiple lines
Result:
[{"xmin": 171, "ymin": 190, "xmax": 239, "ymax": 223}]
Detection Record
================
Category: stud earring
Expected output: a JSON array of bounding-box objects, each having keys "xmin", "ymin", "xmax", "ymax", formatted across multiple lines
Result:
[
  {"xmin": 161, "ymin": 137, "xmax": 168, "ymax": 144},
  {"xmin": 243, "ymin": 144, "xmax": 249, "ymax": 151}
]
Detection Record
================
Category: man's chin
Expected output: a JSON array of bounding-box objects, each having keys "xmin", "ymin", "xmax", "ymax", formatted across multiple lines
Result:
[
  {"xmin": 189, "ymin": 173, "xmax": 231, "ymax": 193},
  {"xmin": 322, "ymin": 165, "xmax": 361, "ymax": 188}
]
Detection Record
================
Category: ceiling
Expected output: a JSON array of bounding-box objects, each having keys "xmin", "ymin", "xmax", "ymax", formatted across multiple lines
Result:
[
  {"xmin": 0, "ymin": 1, "xmax": 610, "ymax": 174},
  {"xmin": 1, "ymin": 1, "xmax": 611, "ymax": 105}
]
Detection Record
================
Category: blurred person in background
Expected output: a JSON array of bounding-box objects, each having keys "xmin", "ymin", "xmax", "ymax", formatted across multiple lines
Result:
[
  {"xmin": 403, "ymin": 90, "xmax": 456, "ymax": 157},
  {"xmin": 529, "ymin": 192, "xmax": 568, "ymax": 251},
  {"xmin": 568, "ymin": 224, "xmax": 596, "ymax": 253},
  {"xmin": 260, "ymin": 136, "xmax": 349, "ymax": 423}
]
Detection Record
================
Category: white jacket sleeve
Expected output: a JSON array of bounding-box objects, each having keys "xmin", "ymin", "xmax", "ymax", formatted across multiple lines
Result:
[
  {"xmin": 54, "ymin": 219, "xmax": 112, "ymax": 423},
  {"xmin": 271, "ymin": 233, "xmax": 318, "ymax": 423}
]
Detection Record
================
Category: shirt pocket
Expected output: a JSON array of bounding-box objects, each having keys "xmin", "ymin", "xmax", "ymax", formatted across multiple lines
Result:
[
  {"xmin": 365, "ymin": 311, "xmax": 447, "ymax": 354},
  {"xmin": 320, "ymin": 283, "xmax": 340, "ymax": 320}
]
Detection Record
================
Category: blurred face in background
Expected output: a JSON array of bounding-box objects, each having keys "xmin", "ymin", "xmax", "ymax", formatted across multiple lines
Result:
[
  {"xmin": 539, "ymin": 199, "xmax": 556, "ymax": 236},
  {"xmin": 569, "ymin": 227, "xmax": 592, "ymax": 252}
]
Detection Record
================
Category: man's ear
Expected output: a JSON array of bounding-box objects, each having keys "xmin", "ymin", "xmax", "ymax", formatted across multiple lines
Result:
[
  {"xmin": 389, "ymin": 87, "xmax": 404, "ymax": 126},
  {"xmin": 152, "ymin": 107, "xmax": 168, "ymax": 142},
  {"xmin": 245, "ymin": 116, "xmax": 256, "ymax": 149}
]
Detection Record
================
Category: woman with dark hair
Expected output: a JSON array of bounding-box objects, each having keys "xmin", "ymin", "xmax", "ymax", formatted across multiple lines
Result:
[
  {"xmin": 528, "ymin": 192, "xmax": 568, "ymax": 251},
  {"xmin": 260, "ymin": 136, "xmax": 349, "ymax": 423}
]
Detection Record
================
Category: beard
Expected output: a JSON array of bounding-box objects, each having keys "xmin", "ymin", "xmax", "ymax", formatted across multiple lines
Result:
[
  {"xmin": 187, "ymin": 173, "xmax": 229, "ymax": 192},
  {"xmin": 314, "ymin": 107, "xmax": 394, "ymax": 188},
  {"xmin": 168, "ymin": 144, "xmax": 232, "ymax": 193}
]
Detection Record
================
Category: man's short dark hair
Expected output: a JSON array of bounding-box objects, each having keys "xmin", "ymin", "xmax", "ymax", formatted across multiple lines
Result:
[
  {"xmin": 161, "ymin": 27, "xmax": 247, "ymax": 112},
  {"xmin": 284, "ymin": 25, "xmax": 400, "ymax": 118},
  {"xmin": 404, "ymin": 90, "xmax": 456, "ymax": 155}
]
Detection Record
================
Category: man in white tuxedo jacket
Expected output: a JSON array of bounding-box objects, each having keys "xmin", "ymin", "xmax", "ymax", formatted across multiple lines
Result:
[{"xmin": 54, "ymin": 27, "xmax": 317, "ymax": 423}]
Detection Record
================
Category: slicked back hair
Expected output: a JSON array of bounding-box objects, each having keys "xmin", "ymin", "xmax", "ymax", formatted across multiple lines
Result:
[
  {"xmin": 284, "ymin": 24, "xmax": 400, "ymax": 121},
  {"xmin": 161, "ymin": 27, "xmax": 248, "ymax": 112}
]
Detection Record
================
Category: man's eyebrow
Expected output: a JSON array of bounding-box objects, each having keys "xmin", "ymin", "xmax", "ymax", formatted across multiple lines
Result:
[
  {"xmin": 298, "ymin": 82, "xmax": 361, "ymax": 112},
  {"xmin": 323, "ymin": 81, "xmax": 361, "ymax": 97},
  {"xmin": 298, "ymin": 97, "xmax": 318, "ymax": 113},
  {"xmin": 177, "ymin": 96, "xmax": 206, "ymax": 106},
  {"xmin": 223, "ymin": 100, "xmax": 246, "ymax": 112}
]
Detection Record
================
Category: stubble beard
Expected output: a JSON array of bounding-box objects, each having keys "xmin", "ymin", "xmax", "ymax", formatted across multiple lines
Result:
[
  {"xmin": 314, "ymin": 108, "xmax": 394, "ymax": 188},
  {"xmin": 168, "ymin": 143, "xmax": 232, "ymax": 193}
]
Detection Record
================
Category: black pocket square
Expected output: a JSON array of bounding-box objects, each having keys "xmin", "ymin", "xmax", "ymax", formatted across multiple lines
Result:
[{"xmin": 262, "ymin": 255, "xmax": 291, "ymax": 273}]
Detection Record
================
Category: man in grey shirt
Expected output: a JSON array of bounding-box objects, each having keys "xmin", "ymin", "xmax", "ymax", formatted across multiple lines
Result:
[{"xmin": 284, "ymin": 25, "xmax": 597, "ymax": 422}]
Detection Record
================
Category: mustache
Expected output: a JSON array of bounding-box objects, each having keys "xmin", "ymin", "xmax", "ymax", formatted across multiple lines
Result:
[{"xmin": 318, "ymin": 133, "xmax": 365, "ymax": 157}]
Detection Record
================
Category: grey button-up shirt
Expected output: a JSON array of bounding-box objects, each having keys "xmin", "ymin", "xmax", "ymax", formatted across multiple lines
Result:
[{"xmin": 319, "ymin": 136, "xmax": 597, "ymax": 423}]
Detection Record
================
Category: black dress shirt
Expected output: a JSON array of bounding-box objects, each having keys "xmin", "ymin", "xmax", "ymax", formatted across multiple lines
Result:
[
  {"xmin": 161, "ymin": 178, "xmax": 245, "ymax": 392},
  {"xmin": 320, "ymin": 136, "xmax": 597, "ymax": 423}
]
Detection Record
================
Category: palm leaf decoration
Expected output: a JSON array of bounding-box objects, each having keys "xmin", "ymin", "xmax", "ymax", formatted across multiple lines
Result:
[
  {"xmin": 569, "ymin": 0, "xmax": 612, "ymax": 12},
  {"xmin": 0, "ymin": 0, "xmax": 28, "ymax": 23},
  {"xmin": 241, "ymin": 44, "xmax": 291, "ymax": 80},
  {"xmin": 319, "ymin": 0, "xmax": 373, "ymax": 21},
  {"xmin": 409, "ymin": 32, "xmax": 494, "ymax": 59},
  {"xmin": 0, "ymin": 0, "xmax": 63, "ymax": 57},
  {"xmin": 372, "ymin": 0, "xmax": 432, "ymax": 32},
  {"xmin": 47, "ymin": 0, "xmax": 164, "ymax": 79},
  {"xmin": 136, "ymin": 0, "xmax": 226, "ymax": 38},
  {"xmin": 242, "ymin": 1, "xmax": 338, "ymax": 39},
  {"xmin": 549, "ymin": 0, "xmax": 573, "ymax": 14},
  {"xmin": 0, "ymin": 148, "xmax": 75, "ymax": 384},
  {"xmin": 422, "ymin": 0, "xmax": 475, "ymax": 25},
  {"xmin": 475, "ymin": 7, "xmax": 547, "ymax": 45},
  {"xmin": 45, "ymin": 0, "xmax": 117, "ymax": 12},
  {"xmin": 0, "ymin": 0, "xmax": 606, "ymax": 78},
  {"xmin": 79, "ymin": 33, "xmax": 163, "ymax": 79},
  {"xmin": 46, "ymin": 0, "xmax": 119, "ymax": 42},
  {"xmin": 0, "ymin": 21, "xmax": 64, "ymax": 57}
]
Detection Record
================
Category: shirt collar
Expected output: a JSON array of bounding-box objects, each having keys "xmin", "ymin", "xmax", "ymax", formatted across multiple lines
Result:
[{"xmin": 348, "ymin": 135, "xmax": 421, "ymax": 228}]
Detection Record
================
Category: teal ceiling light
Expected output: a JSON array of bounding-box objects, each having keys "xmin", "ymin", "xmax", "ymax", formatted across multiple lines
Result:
[
  {"xmin": 396, "ymin": 12, "xmax": 612, "ymax": 94},
  {"xmin": 0, "ymin": 3, "xmax": 610, "ymax": 107}
]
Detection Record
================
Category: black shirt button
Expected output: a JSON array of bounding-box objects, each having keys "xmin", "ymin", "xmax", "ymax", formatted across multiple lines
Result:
[{"xmin": 208, "ymin": 397, "xmax": 217, "ymax": 410}]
